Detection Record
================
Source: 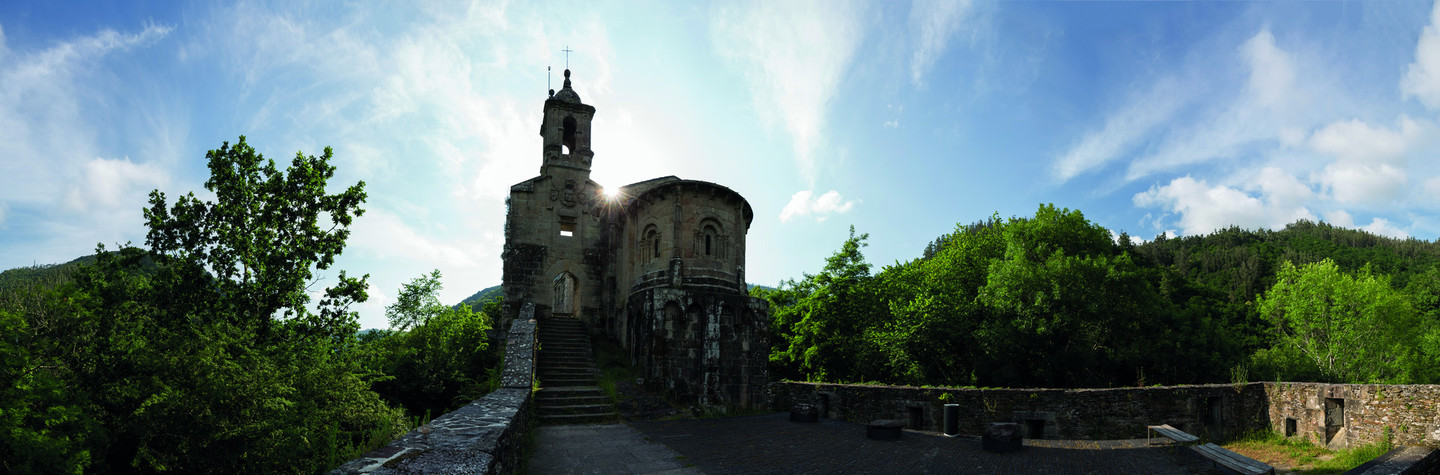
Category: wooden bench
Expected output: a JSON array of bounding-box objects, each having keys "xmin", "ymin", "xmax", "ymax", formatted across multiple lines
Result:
[
  {"xmin": 1146, "ymin": 424, "xmax": 1199, "ymax": 445},
  {"xmin": 1191, "ymin": 442, "xmax": 1275, "ymax": 475}
]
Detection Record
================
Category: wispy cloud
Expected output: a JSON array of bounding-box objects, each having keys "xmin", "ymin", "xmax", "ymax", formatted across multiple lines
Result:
[
  {"xmin": 1403, "ymin": 1, "xmax": 1440, "ymax": 109},
  {"xmin": 909, "ymin": 0, "xmax": 974, "ymax": 88},
  {"xmin": 779, "ymin": 189, "xmax": 857, "ymax": 223},
  {"xmin": 710, "ymin": 0, "xmax": 868, "ymax": 186}
]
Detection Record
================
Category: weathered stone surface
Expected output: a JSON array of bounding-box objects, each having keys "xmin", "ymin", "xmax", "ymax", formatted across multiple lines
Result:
[
  {"xmin": 983, "ymin": 423, "xmax": 1022, "ymax": 453},
  {"xmin": 791, "ymin": 403, "xmax": 818, "ymax": 423},
  {"xmin": 329, "ymin": 306, "xmax": 537, "ymax": 475},
  {"xmin": 867, "ymin": 419, "xmax": 904, "ymax": 440},
  {"xmin": 767, "ymin": 381, "xmax": 1440, "ymax": 450},
  {"xmin": 1345, "ymin": 446, "xmax": 1439, "ymax": 475}
]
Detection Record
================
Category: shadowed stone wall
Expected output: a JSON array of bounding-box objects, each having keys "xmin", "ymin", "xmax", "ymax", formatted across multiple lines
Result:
[
  {"xmin": 330, "ymin": 304, "xmax": 538, "ymax": 474},
  {"xmin": 769, "ymin": 381, "xmax": 1440, "ymax": 449},
  {"xmin": 768, "ymin": 381, "xmax": 1268, "ymax": 440}
]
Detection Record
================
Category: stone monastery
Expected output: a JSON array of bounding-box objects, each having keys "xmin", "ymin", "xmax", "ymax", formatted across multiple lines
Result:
[{"xmin": 500, "ymin": 69, "xmax": 768, "ymax": 407}]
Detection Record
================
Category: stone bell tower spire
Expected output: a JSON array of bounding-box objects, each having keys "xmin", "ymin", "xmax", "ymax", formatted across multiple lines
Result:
[{"xmin": 539, "ymin": 68, "xmax": 596, "ymax": 175}]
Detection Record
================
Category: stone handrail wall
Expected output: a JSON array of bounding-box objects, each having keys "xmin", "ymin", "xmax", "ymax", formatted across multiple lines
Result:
[
  {"xmin": 769, "ymin": 381, "xmax": 1440, "ymax": 448},
  {"xmin": 331, "ymin": 303, "xmax": 538, "ymax": 474}
]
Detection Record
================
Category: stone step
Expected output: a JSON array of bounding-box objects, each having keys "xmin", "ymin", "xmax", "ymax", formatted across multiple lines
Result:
[
  {"xmin": 542, "ymin": 377, "xmax": 600, "ymax": 387},
  {"xmin": 535, "ymin": 394, "xmax": 611, "ymax": 406},
  {"xmin": 536, "ymin": 412, "xmax": 619, "ymax": 425},
  {"xmin": 535, "ymin": 386, "xmax": 605, "ymax": 398},
  {"xmin": 539, "ymin": 371, "xmax": 602, "ymax": 379},
  {"xmin": 540, "ymin": 357, "xmax": 595, "ymax": 366},
  {"xmin": 536, "ymin": 403, "xmax": 618, "ymax": 416}
]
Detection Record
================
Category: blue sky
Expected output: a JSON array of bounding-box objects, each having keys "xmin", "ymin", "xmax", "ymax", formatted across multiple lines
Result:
[{"xmin": 4, "ymin": 1, "xmax": 1440, "ymax": 330}]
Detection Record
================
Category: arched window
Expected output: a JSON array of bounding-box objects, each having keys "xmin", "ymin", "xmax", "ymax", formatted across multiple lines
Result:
[
  {"xmin": 697, "ymin": 220, "xmax": 723, "ymax": 259},
  {"xmin": 705, "ymin": 234, "xmax": 712, "ymax": 256},
  {"xmin": 641, "ymin": 225, "xmax": 660, "ymax": 263},
  {"xmin": 562, "ymin": 116, "xmax": 578, "ymax": 154}
]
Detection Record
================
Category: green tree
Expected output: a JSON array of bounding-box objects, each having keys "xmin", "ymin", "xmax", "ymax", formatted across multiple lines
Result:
[
  {"xmin": 387, "ymin": 269, "xmax": 446, "ymax": 331},
  {"xmin": 1254, "ymin": 259, "xmax": 1423, "ymax": 383},
  {"xmin": 16, "ymin": 136, "xmax": 406, "ymax": 473},
  {"xmin": 365, "ymin": 270, "xmax": 499, "ymax": 416}
]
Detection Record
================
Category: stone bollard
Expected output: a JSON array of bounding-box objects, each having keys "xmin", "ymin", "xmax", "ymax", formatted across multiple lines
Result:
[
  {"xmin": 944, "ymin": 404, "xmax": 960, "ymax": 437},
  {"xmin": 790, "ymin": 403, "xmax": 819, "ymax": 423},
  {"xmin": 982, "ymin": 422, "xmax": 1022, "ymax": 453}
]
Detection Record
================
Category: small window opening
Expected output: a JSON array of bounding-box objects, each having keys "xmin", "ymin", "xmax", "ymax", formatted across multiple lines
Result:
[
  {"xmin": 705, "ymin": 234, "xmax": 712, "ymax": 256},
  {"xmin": 1026, "ymin": 419, "xmax": 1046, "ymax": 439},
  {"xmin": 907, "ymin": 407, "xmax": 924, "ymax": 430},
  {"xmin": 560, "ymin": 221, "xmax": 575, "ymax": 237},
  {"xmin": 1203, "ymin": 397, "xmax": 1222, "ymax": 425},
  {"xmin": 1284, "ymin": 418, "xmax": 1297, "ymax": 437},
  {"xmin": 653, "ymin": 236, "xmax": 660, "ymax": 258}
]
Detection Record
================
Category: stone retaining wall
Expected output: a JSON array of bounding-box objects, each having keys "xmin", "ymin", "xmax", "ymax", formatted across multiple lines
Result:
[
  {"xmin": 331, "ymin": 303, "xmax": 538, "ymax": 474},
  {"xmin": 768, "ymin": 381, "xmax": 1440, "ymax": 449},
  {"xmin": 768, "ymin": 381, "xmax": 1269, "ymax": 441}
]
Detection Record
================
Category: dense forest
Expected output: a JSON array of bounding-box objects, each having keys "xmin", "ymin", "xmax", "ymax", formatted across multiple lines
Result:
[
  {"xmin": 755, "ymin": 204, "xmax": 1440, "ymax": 389},
  {"xmin": 0, "ymin": 137, "xmax": 502, "ymax": 473}
]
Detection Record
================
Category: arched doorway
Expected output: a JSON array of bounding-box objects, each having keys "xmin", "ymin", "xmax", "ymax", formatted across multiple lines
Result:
[{"xmin": 552, "ymin": 272, "xmax": 577, "ymax": 316}]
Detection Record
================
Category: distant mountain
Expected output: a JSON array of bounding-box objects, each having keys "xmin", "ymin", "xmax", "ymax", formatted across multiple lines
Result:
[
  {"xmin": 454, "ymin": 284, "xmax": 503, "ymax": 310},
  {"xmin": 0, "ymin": 254, "xmax": 98, "ymax": 295}
]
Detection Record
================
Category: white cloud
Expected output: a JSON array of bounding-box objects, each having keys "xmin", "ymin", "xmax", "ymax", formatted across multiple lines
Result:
[
  {"xmin": 64, "ymin": 157, "xmax": 169, "ymax": 213},
  {"xmin": 1133, "ymin": 174, "xmax": 1315, "ymax": 236},
  {"xmin": 779, "ymin": 189, "xmax": 856, "ymax": 223},
  {"xmin": 349, "ymin": 209, "xmax": 480, "ymax": 269},
  {"xmin": 1403, "ymin": 1, "xmax": 1440, "ymax": 109},
  {"xmin": 1051, "ymin": 77, "xmax": 1188, "ymax": 182},
  {"xmin": 883, "ymin": 119, "xmax": 899, "ymax": 129},
  {"xmin": 1308, "ymin": 117, "xmax": 1427, "ymax": 165},
  {"xmin": 1319, "ymin": 163, "xmax": 1408, "ymax": 206},
  {"xmin": 1240, "ymin": 29, "xmax": 1297, "ymax": 110},
  {"xmin": 1362, "ymin": 217, "xmax": 1409, "ymax": 239},
  {"xmin": 1424, "ymin": 175, "xmax": 1440, "ymax": 201},
  {"xmin": 710, "ymin": 0, "xmax": 867, "ymax": 186},
  {"xmin": 909, "ymin": 0, "xmax": 974, "ymax": 88}
]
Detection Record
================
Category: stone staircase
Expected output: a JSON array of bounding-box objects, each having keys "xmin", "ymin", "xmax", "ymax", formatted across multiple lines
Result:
[{"xmin": 535, "ymin": 317, "xmax": 618, "ymax": 424}]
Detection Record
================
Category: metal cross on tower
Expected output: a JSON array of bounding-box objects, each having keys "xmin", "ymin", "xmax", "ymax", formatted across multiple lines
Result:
[{"xmin": 562, "ymin": 46, "xmax": 574, "ymax": 68}]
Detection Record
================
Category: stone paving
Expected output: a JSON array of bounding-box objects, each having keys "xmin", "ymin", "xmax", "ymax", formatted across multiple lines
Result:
[
  {"xmin": 528, "ymin": 424, "xmax": 703, "ymax": 474},
  {"xmin": 628, "ymin": 413, "xmax": 1222, "ymax": 474}
]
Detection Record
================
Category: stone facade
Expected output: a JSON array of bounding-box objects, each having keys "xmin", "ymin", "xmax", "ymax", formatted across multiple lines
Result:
[{"xmin": 501, "ymin": 70, "xmax": 768, "ymax": 408}]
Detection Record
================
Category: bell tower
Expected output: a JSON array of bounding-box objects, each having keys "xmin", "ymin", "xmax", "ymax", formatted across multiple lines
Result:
[{"xmin": 540, "ymin": 69, "xmax": 596, "ymax": 176}]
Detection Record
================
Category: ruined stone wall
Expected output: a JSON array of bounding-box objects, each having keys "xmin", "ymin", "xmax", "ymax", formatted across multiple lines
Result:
[
  {"xmin": 1264, "ymin": 383, "xmax": 1440, "ymax": 448},
  {"xmin": 768, "ymin": 382, "xmax": 1270, "ymax": 440},
  {"xmin": 768, "ymin": 381, "xmax": 1440, "ymax": 447},
  {"xmin": 626, "ymin": 287, "xmax": 768, "ymax": 408}
]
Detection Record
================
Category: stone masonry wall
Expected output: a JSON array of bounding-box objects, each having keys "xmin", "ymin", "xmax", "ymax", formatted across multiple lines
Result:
[
  {"xmin": 768, "ymin": 382, "xmax": 1270, "ymax": 440},
  {"xmin": 1264, "ymin": 382, "xmax": 1440, "ymax": 448},
  {"xmin": 330, "ymin": 304, "xmax": 538, "ymax": 474},
  {"xmin": 768, "ymin": 381, "xmax": 1440, "ymax": 448}
]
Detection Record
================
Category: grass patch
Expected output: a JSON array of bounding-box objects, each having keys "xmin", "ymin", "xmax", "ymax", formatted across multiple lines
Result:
[
  {"xmin": 1223, "ymin": 430, "xmax": 1392, "ymax": 475},
  {"xmin": 592, "ymin": 338, "xmax": 638, "ymax": 402}
]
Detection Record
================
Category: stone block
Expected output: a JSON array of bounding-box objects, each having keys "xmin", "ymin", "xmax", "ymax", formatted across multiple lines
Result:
[
  {"xmin": 790, "ymin": 403, "xmax": 818, "ymax": 423},
  {"xmin": 867, "ymin": 419, "xmax": 904, "ymax": 440},
  {"xmin": 982, "ymin": 423, "xmax": 1022, "ymax": 453}
]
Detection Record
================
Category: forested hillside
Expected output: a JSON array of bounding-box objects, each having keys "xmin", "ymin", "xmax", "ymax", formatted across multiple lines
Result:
[{"xmin": 757, "ymin": 205, "xmax": 1440, "ymax": 389}]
